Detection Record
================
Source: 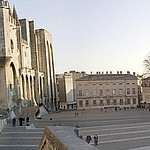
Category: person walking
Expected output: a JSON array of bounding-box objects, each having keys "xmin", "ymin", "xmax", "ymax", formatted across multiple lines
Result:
[
  {"xmin": 19, "ymin": 117, "xmax": 23, "ymax": 126},
  {"xmin": 12, "ymin": 117, "xmax": 16, "ymax": 127},
  {"xmin": 86, "ymin": 134, "xmax": 92, "ymax": 144},
  {"xmin": 22, "ymin": 117, "xmax": 25, "ymax": 126},
  {"xmin": 74, "ymin": 125, "xmax": 79, "ymax": 137},
  {"xmin": 26, "ymin": 116, "xmax": 30, "ymax": 126},
  {"xmin": 94, "ymin": 134, "xmax": 98, "ymax": 145}
]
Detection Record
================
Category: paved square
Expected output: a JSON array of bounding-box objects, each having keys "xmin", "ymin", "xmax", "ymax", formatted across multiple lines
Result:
[
  {"xmin": 2, "ymin": 108, "xmax": 150, "ymax": 150},
  {"xmin": 35, "ymin": 108, "xmax": 150, "ymax": 150}
]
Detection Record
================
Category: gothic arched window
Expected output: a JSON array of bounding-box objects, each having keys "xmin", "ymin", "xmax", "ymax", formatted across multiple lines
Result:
[{"xmin": 10, "ymin": 39, "xmax": 14, "ymax": 53}]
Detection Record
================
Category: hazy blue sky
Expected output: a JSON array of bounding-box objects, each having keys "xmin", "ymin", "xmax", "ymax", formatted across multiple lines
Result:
[{"xmin": 8, "ymin": 0, "xmax": 150, "ymax": 75}]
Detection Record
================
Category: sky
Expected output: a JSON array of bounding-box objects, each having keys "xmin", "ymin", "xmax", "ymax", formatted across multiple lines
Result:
[{"xmin": 8, "ymin": 0, "xmax": 150, "ymax": 75}]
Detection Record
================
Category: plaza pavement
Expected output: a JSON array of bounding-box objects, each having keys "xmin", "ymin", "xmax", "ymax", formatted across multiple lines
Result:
[{"xmin": 1, "ymin": 108, "xmax": 150, "ymax": 150}]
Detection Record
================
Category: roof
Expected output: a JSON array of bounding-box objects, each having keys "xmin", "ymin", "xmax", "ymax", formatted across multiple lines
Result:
[
  {"xmin": 142, "ymin": 77, "xmax": 150, "ymax": 81},
  {"xmin": 76, "ymin": 74, "xmax": 137, "ymax": 81}
]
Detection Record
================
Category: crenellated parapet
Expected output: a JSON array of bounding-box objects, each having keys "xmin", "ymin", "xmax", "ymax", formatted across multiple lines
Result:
[
  {"xmin": 9, "ymin": 13, "xmax": 17, "ymax": 26},
  {"xmin": 0, "ymin": 0, "xmax": 9, "ymax": 8},
  {"xmin": 9, "ymin": 6, "xmax": 20, "ymax": 27},
  {"xmin": 0, "ymin": 0, "xmax": 20, "ymax": 27}
]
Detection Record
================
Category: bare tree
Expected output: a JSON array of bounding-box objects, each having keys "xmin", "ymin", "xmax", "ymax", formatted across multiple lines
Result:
[{"xmin": 143, "ymin": 54, "xmax": 150, "ymax": 77}]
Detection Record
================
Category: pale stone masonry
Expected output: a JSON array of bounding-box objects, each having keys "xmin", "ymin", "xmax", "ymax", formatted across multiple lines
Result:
[
  {"xmin": 0, "ymin": 0, "xmax": 57, "ymax": 111},
  {"xmin": 141, "ymin": 77, "xmax": 150, "ymax": 108},
  {"xmin": 56, "ymin": 71, "xmax": 86, "ymax": 109},
  {"xmin": 76, "ymin": 72, "xmax": 138, "ymax": 110}
]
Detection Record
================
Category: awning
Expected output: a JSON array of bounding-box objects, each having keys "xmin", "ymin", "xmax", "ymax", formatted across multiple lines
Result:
[
  {"xmin": 146, "ymin": 101, "xmax": 150, "ymax": 104},
  {"xmin": 67, "ymin": 101, "xmax": 77, "ymax": 105},
  {"xmin": 140, "ymin": 101, "xmax": 146, "ymax": 103}
]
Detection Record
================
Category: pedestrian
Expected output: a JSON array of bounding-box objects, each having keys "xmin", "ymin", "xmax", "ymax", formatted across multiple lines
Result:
[
  {"xmin": 94, "ymin": 134, "xmax": 98, "ymax": 145},
  {"xmin": 86, "ymin": 134, "xmax": 92, "ymax": 144},
  {"xmin": 12, "ymin": 117, "xmax": 16, "ymax": 127},
  {"xmin": 74, "ymin": 125, "xmax": 79, "ymax": 137},
  {"xmin": 26, "ymin": 116, "xmax": 30, "ymax": 126},
  {"xmin": 75, "ymin": 113, "xmax": 76, "ymax": 117},
  {"xmin": 19, "ymin": 117, "xmax": 23, "ymax": 126},
  {"xmin": 22, "ymin": 117, "xmax": 25, "ymax": 126}
]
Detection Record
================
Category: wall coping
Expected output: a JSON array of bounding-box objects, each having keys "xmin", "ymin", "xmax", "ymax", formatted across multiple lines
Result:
[{"xmin": 39, "ymin": 126, "xmax": 99, "ymax": 150}]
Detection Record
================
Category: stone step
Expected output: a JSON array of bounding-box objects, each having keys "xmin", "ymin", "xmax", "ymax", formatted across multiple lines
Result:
[
  {"xmin": 0, "ymin": 145, "xmax": 38, "ymax": 150},
  {"xmin": 0, "ymin": 138, "xmax": 41, "ymax": 145},
  {"xmin": 0, "ymin": 133, "xmax": 43, "ymax": 137},
  {"xmin": 0, "ymin": 132, "xmax": 43, "ymax": 137},
  {"xmin": 3, "ymin": 127, "xmax": 27, "ymax": 131},
  {"xmin": 0, "ymin": 125, "xmax": 42, "ymax": 150},
  {"xmin": 3, "ymin": 127, "xmax": 44, "ymax": 132}
]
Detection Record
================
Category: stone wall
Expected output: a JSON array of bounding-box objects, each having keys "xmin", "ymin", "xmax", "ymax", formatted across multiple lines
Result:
[
  {"xmin": 39, "ymin": 126, "xmax": 98, "ymax": 150},
  {"xmin": 0, "ymin": 1, "xmax": 57, "ymax": 111}
]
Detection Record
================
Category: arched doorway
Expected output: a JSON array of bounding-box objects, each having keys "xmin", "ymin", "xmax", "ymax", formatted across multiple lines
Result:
[
  {"xmin": 30, "ymin": 75, "xmax": 33, "ymax": 100},
  {"xmin": 10, "ymin": 62, "xmax": 17, "ymax": 95},
  {"xmin": 26, "ymin": 75, "xmax": 29, "ymax": 99},
  {"xmin": 21, "ymin": 74, "xmax": 25, "ymax": 99},
  {"xmin": 40, "ymin": 76, "xmax": 42, "ymax": 100}
]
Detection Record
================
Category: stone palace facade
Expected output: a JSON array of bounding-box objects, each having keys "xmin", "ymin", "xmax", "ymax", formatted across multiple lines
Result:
[
  {"xmin": 0, "ymin": 0, "xmax": 57, "ymax": 111},
  {"xmin": 141, "ymin": 77, "xmax": 150, "ymax": 108},
  {"xmin": 76, "ymin": 72, "xmax": 138, "ymax": 110}
]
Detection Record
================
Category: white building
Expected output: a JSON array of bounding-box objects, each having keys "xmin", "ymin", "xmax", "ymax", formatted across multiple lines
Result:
[{"xmin": 56, "ymin": 71, "xmax": 86, "ymax": 109}]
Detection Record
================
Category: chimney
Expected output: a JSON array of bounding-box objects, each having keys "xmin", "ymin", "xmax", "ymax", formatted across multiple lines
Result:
[
  {"xmin": 127, "ymin": 71, "xmax": 130, "ymax": 74},
  {"xmin": 117, "ymin": 71, "xmax": 119, "ymax": 74},
  {"xmin": 96, "ymin": 72, "xmax": 98, "ymax": 75},
  {"xmin": 133, "ymin": 72, "xmax": 136, "ymax": 76},
  {"xmin": 102, "ymin": 71, "xmax": 104, "ymax": 74},
  {"xmin": 110, "ymin": 71, "xmax": 112, "ymax": 74},
  {"xmin": 70, "ymin": 70, "xmax": 75, "ymax": 73},
  {"xmin": 99, "ymin": 72, "xmax": 100, "ymax": 74},
  {"xmin": 81, "ymin": 71, "xmax": 85, "ymax": 74},
  {"xmin": 120, "ymin": 71, "xmax": 122, "ymax": 74},
  {"xmin": 91, "ymin": 71, "xmax": 92, "ymax": 75},
  {"xmin": 106, "ymin": 71, "xmax": 108, "ymax": 74}
]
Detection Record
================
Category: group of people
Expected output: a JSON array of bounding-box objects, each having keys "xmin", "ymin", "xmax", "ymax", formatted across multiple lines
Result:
[
  {"xmin": 74, "ymin": 125, "xmax": 98, "ymax": 145},
  {"xmin": 12, "ymin": 116, "xmax": 30, "ymax": 127},
  {"xmin": 74, "ymin": 112, "xmax": 80, "ymax": 117},
  {"xmin": 86, "ymin": 134, "xmax": 98, "ymax": 145}
]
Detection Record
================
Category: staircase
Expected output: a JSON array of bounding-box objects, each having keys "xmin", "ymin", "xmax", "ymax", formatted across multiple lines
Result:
[{"xmin": 0, "ymin": 123, "xmax": 44, "ymax": 150}]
